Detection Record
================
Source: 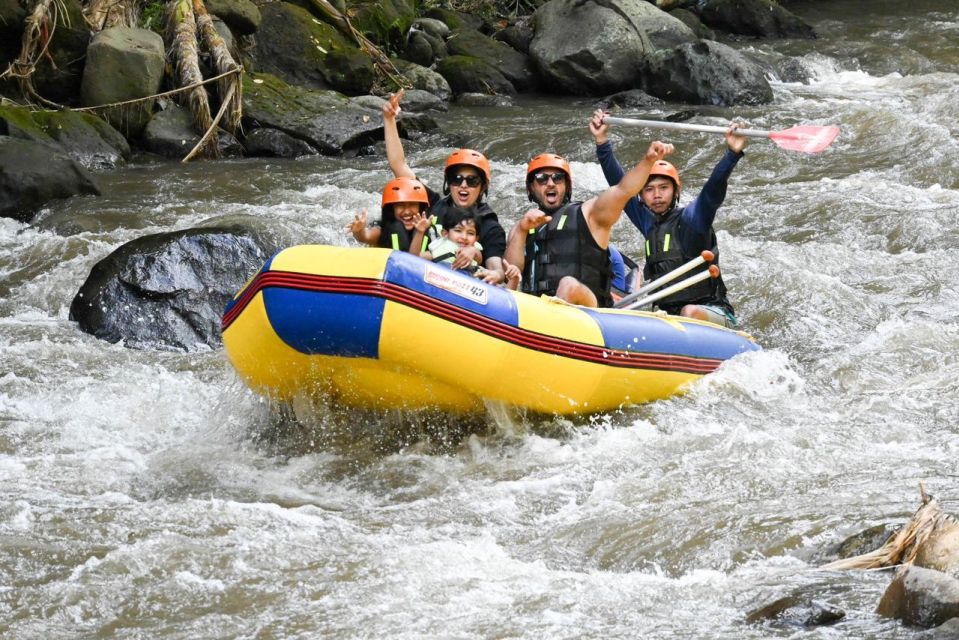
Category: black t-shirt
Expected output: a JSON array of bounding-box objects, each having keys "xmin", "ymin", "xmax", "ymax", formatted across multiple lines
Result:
[{"xmin": 425, "ymin": 186, "xmax": 506, "ymax": 261}]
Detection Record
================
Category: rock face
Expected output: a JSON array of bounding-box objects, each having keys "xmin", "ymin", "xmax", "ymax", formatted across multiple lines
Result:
[
  {"xmin": 242, "ymin": 72, "xmax": 437, "ymax": 155},
  {"xmin": 70, "ymin": 225, "xmax": 280, "ymax": 351},
  {"xmin": 640, "ymin": 40, "xmax": 773, "ymax": 105},
  {"xmin": 698, "ymin": 0, "xmax": 816, "ymax": 39},
  {"xmin": 80, "ymin": 27, "xmax": 166, "ymax": 137},
  {"xmin": 204, "ymin": 0, "xmax": 262, "ymax": 35},
  {"xmin": 0, "ymin": 106, "xmax": 130, "ymax": 170},
  {"xmin": 529, "ymin": 0, "xmax": 655, "ymax": 95},
  {"xmin": 254, "ymin": 2, "xmax": 374, "ymax": 95},
  {"xmin": 140, "ymin": 104, "xmax": 243, "ymax": 159},
  {"xmin": 0, "ymin": 137, "xmax": 101, "ymax": 223},
  {"xmin": 877, "ymin": 565, "xmax": 959, "ymax": 628}
]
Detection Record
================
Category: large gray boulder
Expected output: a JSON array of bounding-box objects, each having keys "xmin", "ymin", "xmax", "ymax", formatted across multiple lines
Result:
[
  {"xmin": 640, "ymin": 40, "xmax": 773, "ymax": 106},
  {"xmin": 70, "ymin": 224, "xmax": 280, "ymax": 351},
  {"xmin": 80, "ymin": 27, "xmax": 166, "ymax": 137},
  {"xmin": 254, "ymin": 2, "xmax": 374, "ymax": 96},
  {"xmin": 0, "ymin": 137, "xmax": 101, "ymax": 223},
  {"xmin": 698, "ymin": 0, "xmax": 816, "ymax": 39},
  {"xmin": 436, "ymin": 55, "xmax": 516, "ymax": 96},
  {"xmin": 444, "ymin": 29, "xmax": 536, "ymax": 92},
  {"xmin": 205, "ymin": 0, "xmax": 261, "ymax": 35},
  {"xmin": 242, "ymin": 127, "xmax": 318, "ymax": 158},
  {"xmin": 877, "ymin": 566, "xmax": 959, "ymax": 628},
  {"xmin": 0, "ymin": 105, "xmax": 129, "ymax": 170},
  {"xmin": 241, "ymin": 72, "xmax": 438, "ymax": 155},
  {"xmin": 529, "ymin": 0, "xmax": 651, "ymax": 95},
  {"xmin": 140, "ymin": 103, "xmax": 243, "ymax": 159},
  {"xmin": 392, "ymin": 58, "xmax": 453, "ymax": 102}
]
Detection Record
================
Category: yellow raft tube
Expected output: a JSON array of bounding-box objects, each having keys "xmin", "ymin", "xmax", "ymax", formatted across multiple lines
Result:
[{"xmin": 222, "ymin": 246, "xmax": 759, "ymax": 415}]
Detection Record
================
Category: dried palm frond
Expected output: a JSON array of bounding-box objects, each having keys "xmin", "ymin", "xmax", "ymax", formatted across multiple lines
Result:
[
  {"xmin": 305, "ymin": 0, "xmax": 411, "ymax": 92},
  {"xmin": 167, "ymin": 0, "xmax": 217, "ymax": 157},
  {"xmin": 1, "ymin": 0, "xmax": 69, "ymax": 106},
  {"xmin": 84, "ymin": 0, "xmax": 139, "ymax": 31},
  {"xmin": 192, "ymin": 0, "xmax": 242, "ymax": 134},
  {"xmin": 822, "ymin": 483, "xmax": 959, "ymax": 571}
]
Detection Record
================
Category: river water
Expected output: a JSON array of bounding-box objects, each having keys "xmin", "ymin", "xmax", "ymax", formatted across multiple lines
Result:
[{"xmin": 2, "ymin": 1, "xmax": 959, "ymax": 637}]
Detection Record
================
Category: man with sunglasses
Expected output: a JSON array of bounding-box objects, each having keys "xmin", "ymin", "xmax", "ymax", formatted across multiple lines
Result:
[
  {"xmin": 505, "ymin": 141, "xmax": 675, "ymax": 307},
  {"xmin": 589, "ymin": 110, "xmax": 746, "ymax": 327},
  {"xmin": 382, "ymin": 91, "xmax": 507, "ymax": 284}
]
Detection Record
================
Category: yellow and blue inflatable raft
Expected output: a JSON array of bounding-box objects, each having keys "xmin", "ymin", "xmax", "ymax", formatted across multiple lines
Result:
[{"xmin": 222, "ymin": 246, "xmax": 759, "ymax": 415}]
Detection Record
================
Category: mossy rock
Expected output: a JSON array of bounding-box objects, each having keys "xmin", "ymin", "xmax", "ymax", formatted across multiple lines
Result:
[
  {"xmin": 254, "ymin": 2, "xmax": 374, "ymax": 95},
  {"xmin": 346, "ymin": 0, "xmax": 416, "ymax": 51},
  {"xmin": 436, "ymin": 55, "xmax": 515, "ymax": 96},
  {"xmin": 241, "ymin": 72, "xmax": 384, "ymax": 155},
  {"xmin": 424, "ymin": 7, "xmax": 484, "ymax": 32},
  {"xmin": 0, "ymin": 106, "xmax": 129, "ymax": 169}
]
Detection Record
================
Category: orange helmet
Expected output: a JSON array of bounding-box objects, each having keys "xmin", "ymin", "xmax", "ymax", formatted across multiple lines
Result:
[
  {"xmin": 526, "ymin": 153, "xmax": 572, "ymax": 203},
  {"xmin": 444, "ymin": 148, "xmax": 491, "ymax": 187},
  {"xmin": 647, "ymin": 160, "xmax": 681, "ymax": 193},
  {"xmin": 381, "ymin": 177, "xmax": 429, "ymax": 208}
]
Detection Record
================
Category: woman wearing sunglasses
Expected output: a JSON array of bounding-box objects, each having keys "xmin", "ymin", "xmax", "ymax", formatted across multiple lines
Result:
[
  {"xmin": 382, "ymin": 90, "xmax": 507, "ymax": 284},
  {"xmin": 505, "ymin": 142, "xmax": 674, "ymax": 308}
]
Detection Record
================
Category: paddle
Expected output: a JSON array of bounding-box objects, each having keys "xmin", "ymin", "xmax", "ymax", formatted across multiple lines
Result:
[
  {"xmin": 614, "ymin": 250, "xmax": 714, "ymax": 309},
  {"xmin": 623, "ymin": 265, "xmax": 721, "ymax": 311},
  {"xmin": 602, "ymin": 116, "xmax": 840, "ymax": 154}
]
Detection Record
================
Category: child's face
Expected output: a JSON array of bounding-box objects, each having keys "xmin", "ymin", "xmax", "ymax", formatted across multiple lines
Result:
[
  {"xmin": 444, "ymin": 219, "xmax": 478, "ymax": 247},
  {"xmin": 394, "ymin": 202, "xmax": 422, "ymax": 230}
]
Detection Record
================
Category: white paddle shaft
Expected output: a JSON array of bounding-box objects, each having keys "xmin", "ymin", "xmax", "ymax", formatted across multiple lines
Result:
[
  {"xmin": 603, "ymin": 116, "xmax": 771, "ymax": 140},
  {"xmin": 614, "ymin": 251, "xmax": 712, "ymax": 309},
  {"xmin": 623, "ymin": 268, "xmax": 716, "ymax": 311}
]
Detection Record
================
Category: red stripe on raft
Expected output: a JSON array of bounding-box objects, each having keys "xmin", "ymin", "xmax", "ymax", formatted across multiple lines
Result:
[{"xmin": 222, "ymin": 271, "xmax": 723, "ymax": 374}]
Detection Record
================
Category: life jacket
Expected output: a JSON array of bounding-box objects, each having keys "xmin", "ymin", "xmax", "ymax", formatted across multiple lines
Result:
[
  {"xmin": 376, "ymin": 212, "xmax": 439, "ymax": 252},
  {"xmin": 643, "ymin": 207, "xmax": 732, "ymax": 314},
  {"xmin": 522, "ymin": 203, "xmax": 613, "ymax": 307},
  {"xmin": 428, "ymin": 237, "xmax": 482, "ymax": 269}
]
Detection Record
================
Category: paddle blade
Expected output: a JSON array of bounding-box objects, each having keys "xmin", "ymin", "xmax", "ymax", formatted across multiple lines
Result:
[{"xmin": 768, "ymin": 125, "xmax": 840, "ymax": 153}]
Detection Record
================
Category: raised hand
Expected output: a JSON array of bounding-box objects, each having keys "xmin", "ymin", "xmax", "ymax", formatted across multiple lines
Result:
[
  {"xmin": 725, "ymin": 121, "xmax": 748, "ymax": 154},
  {"xmin": 645, "ymin": 140, "xmax": 674, "ymax": 163},
  {"xmin": 503, "ymin": 259, "xmax": 522, "ymax": 290},
  {"xmin": 413, "ymin": 212, "xmax": 431, "ymax": 234},
  {"xmin": 382, "ymin": 88, "xmax": 405, "ymax": 120},
  {"xmin": 519, "ymin": 208, "xmax": 552, "ymax": 232},
  {"xmin": 589, "ymin": 109, "xmax": 609, "ymax": 145},
  {"xmin": 348, "ymin": 209, "xmax": 368, "ymax": 235}
]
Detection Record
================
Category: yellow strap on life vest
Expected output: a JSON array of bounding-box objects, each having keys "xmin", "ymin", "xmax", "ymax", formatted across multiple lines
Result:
[
  {"xmin": 645, "ymin": 239, "xmax": 650, "ymax": 256},
  {"xmin": 391, "ymin": 234, "xmax": 400, "ymax": 250},
  {"xmin": 663, "ymin": 233, "xmax": 671, "ymax": 252},
  {"xmin": 557, "ymin": 214, "xmax": 568, "ymax": 230}
]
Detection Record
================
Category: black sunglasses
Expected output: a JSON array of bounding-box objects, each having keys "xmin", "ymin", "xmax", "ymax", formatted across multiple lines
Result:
[
  {"xmin": 449, "ymin": 173, "xmax": 483, "ymax": 188},
  {"xmin": 532, "ymin": 171, "xmax": 566, "ymax": 185}
]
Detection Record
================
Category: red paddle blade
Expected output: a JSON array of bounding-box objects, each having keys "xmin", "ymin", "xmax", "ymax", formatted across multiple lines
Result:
[{"xmin": 768, "ymin": 125, "xmax": 840, "ymax": 153}]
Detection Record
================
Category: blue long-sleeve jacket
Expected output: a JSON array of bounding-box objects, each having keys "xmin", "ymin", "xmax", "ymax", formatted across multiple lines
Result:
[{"xmin": 595, "ymin": 141, "xmax": 742, "ymax": 240}]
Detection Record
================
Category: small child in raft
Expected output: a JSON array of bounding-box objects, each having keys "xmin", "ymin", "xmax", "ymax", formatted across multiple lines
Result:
[
  {"xmin": 347, "ymin": 177, "xmax": 437, "ymax": 253},
  {"xmin": 413, "ymin": 206, "xmax": 521, "ymax": 290}
]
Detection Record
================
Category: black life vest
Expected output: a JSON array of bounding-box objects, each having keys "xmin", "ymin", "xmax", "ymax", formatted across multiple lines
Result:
[
  {"xmin": 643, "ymin": 208, "xmax": 732, "ymax": 314},
  {"xmin": 522, "ymin": 203, "xmax": 613, "ymax": 307},
  {"xmin": 376, "ymin": 211, "xmax": 438, "ymax": 252}
]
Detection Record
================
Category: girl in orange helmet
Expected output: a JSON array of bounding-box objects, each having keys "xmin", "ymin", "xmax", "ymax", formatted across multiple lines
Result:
[
  {"xmin": 382, "ymin": 90, "xmax": 506, "ymax": 284},
  {"xmin": 347, "ymin": 176, "xmax": 432, "ymax": 253}
]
